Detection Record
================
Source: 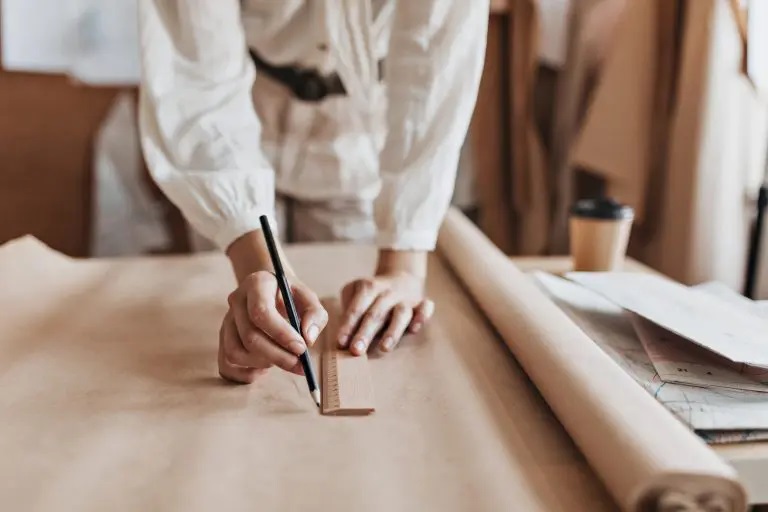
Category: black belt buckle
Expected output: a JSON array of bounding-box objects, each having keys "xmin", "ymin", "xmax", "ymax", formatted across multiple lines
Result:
[
  {"xmin": 293, "ymin": 70, "xmax": 329, "ymax": 102},
  {"xmin": 250, "ymin": 48, "xmax": 347, "ymax": 103}
]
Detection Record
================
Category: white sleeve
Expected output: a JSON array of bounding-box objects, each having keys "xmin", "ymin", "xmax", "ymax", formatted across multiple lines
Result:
[
  {"xmin": 138, "ymin": 0, "xmax": 276, "ymax": 250},
  {"xmin": 374, "ymin": 0, "xmax": 489, "ymax": 251}
]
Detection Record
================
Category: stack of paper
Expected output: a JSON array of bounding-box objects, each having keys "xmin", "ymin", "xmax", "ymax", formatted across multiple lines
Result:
[
  {"xmin": 630, "ymin": 313, "xmax": 768, "ymax": 393},
  {"xmin": 533, "ymin": 271, "xmax": 768, "ymax": 442},
  {"xmin": 567, "ymin": 273, "xmax": 768, "ymax": 392}
]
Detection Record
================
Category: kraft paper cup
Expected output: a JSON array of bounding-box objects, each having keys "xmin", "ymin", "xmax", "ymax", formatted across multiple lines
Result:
[{"xmin": 569, "ymin": 198, "xmax": 634, "ymax": 272}]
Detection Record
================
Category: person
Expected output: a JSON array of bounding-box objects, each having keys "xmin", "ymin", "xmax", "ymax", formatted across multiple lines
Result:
[{"xmin": 138, "ymin": 0, "xmax": 488, "ymax": 384}]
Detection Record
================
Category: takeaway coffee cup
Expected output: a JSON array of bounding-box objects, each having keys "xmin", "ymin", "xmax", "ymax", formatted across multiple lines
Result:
[{"xmin": 569, "ymin": 197, "xmax": 634, "ymax": 271}]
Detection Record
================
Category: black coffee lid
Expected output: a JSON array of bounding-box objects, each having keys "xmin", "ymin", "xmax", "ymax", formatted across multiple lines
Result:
[{"xmin": 570, "ymin": 197, "xmax": 634, "ymax": 220}]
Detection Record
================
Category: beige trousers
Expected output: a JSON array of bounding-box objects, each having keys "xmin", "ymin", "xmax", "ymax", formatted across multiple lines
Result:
[
  {"xmin": 274, "ymin": 195, "xmax": 375, "ymax": 244},
  {"xmin": 254, "ymin": 69, "xmax": 378, "ymax": 246}
]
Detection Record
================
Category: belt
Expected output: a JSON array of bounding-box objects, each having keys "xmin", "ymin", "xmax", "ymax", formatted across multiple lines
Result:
[
  {"xmin": 250, "ymin": 49, "xmax": 347, "ymax": 102},
  {"xmin": 250, "ymin": 49, "xmax": 384, "ymax": 103}
]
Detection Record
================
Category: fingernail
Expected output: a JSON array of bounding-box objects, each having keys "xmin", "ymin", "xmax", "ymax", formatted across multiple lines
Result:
[
  {"xmin": 353, "ymin": 340, "xmax": 366, "ymax": 354},
  {"xmin": 289, "ymin": 340, "xmax": 305, "ymax": 355},
  {"xmin": 337, "ymin": 333, "xmax": 348, "ymax": 348},
  {"xmin": 307, "ymin": 324, "xmax": 319, "ymax": 344},
  {"xmin": 381, "ymin": 337, "xmax": 394, "ymax": 351},
  {"xmin": 412, "ymin": 322, "xmax": 422, "ymax": 332}
]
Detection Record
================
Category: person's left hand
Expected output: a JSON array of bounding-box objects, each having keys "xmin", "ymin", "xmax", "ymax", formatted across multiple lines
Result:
[{"xmin": 337, "ymin": 270, "xmax": 435, "ymax": 356}]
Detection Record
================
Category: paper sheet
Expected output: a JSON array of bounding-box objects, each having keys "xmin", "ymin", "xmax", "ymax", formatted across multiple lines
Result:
[
  {"xmin": 1, "ymin": 0, "xmax": 74, "ymax": 72},
  {"xmin": 694, "ymin": 281, "xmax": 768, "ymax": 320},
  {"xmin": 537, "ymin": 0, "xmax": 570, "ymax": 67},
  {"xmin": 629, "ymin": 313, "xmax": 768, "ymax": 393},
  {"xmin": 747, "ymin": 0, "xmax": 768, "ymax": 96},
  {"xmin": 0, "ymin": 236, "xmax": 617, "ymax": 512},
  {"xmin": 437, "ymin": 210, "xmax": 745, "ymax": 512},
  {"xmin": 68, "ymin": 0, "xmax": 140, "ymax": 85},
  {"xmin": 567, "ymin": 272, "xmax": 768, "ymax": 366},
  {"xmin": 1, "ymin": 0, "xmax": 140, "ymax": 84},
  {"xmin": 568, "ymin": 276, "xmax": 768, "ymax": 392},
  {"xmin": 534, "ymin": 272, "xmax": 768, "ymax": 437}
]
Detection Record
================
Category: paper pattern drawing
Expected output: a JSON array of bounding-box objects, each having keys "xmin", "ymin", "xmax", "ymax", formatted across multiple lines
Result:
[
  {"xmin": 629, "ymin": 313, "xmax": 768, "ymax": 393},
  {"xmin": 567, "ymin": 272, "xmax": 768, "ymax": 366},
  {"xmin": 627, "ymin": 281, "xmax": 768, "ymax": 393},
  {"xmin": 533, "ymin": 272, "xmax": 768, "ymax": 441}
]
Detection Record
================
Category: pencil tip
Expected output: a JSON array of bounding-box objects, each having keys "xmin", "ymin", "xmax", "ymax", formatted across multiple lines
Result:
[{"xmin": 311, "ymin": 389, "xmax": 321, "ymax": 408}]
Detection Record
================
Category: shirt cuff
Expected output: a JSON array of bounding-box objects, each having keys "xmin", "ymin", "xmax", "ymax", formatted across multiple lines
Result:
[
  {"xmin": 152, "ymin": 169, "xmax": 278, "ymax": 252},
  {"xmin": 211, "ymin": 211, "xmax": 279, "ymax": 251},
  {"xmin": 376, "ymin": 228, "xmax": 438, "ymax": 251}
]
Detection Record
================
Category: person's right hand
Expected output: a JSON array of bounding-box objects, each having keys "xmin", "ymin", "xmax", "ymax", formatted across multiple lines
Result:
[{"xmin": 218, "ymin": 270, "xmax": 328, "ymax": 384}]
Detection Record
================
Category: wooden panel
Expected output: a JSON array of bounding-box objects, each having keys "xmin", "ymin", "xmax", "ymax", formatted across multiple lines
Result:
[
  {"xmin": 0, "ymin": 71, "xmax": 121, "ymax": 256},
  {"xmin": 469, "ymin": 16, "xmax": 514, "ymax": 253}
]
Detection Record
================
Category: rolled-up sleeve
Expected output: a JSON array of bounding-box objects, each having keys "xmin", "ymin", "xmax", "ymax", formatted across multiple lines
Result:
[
  {"xmin": 138, "ymin": 0, "xmax": 275, "ymax": 250},
  {"xmin": 375, "ymin": 0, "xmax": 489, "ymax": 251}
]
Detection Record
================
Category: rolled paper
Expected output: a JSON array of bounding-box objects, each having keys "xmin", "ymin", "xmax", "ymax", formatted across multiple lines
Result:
[{"xmin": 437, "ymin": 208, "xmax": 746, "ymax": 512}]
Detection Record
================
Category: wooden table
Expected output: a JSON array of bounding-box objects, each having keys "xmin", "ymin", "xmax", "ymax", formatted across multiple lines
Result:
[{"xmin": 510, "ymin": 255, "xmax": 768, "ymax": 505}]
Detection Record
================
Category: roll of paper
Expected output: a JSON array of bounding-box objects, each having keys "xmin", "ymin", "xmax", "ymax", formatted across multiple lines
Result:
[{"xmin": 437, "ymin": 208, "xmax": 746, "ymax": 512}]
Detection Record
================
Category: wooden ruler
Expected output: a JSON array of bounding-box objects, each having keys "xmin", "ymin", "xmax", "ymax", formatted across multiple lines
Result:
[{"xmin": 320, "ymin": 300, "xmax": 375, "ymax": 416}]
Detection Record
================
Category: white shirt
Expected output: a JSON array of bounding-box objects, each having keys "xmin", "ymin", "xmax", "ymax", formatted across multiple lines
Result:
[{"xmin": 138, "ymin": 0, "xmax": 489, "ymax": 251}]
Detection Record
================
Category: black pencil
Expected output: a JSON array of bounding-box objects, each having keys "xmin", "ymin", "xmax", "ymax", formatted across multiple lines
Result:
[{"xmin": 259, "ymin": 215, "xmax": 321, "ymax": 407}]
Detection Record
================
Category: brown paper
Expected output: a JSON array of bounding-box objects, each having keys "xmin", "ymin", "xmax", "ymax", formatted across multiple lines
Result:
[
  {"xmin": 0, "ymin": 236, "xmax": 616, "ymax": 511},
  {"xmin": 437, "ymin": 209, "xmax": 746, "ymax": 512}
]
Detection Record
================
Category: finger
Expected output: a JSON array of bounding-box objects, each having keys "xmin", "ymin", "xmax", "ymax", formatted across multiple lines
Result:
[
  {"xmin": 219, "ymin": 357, "xmax": 262, "ymax": 384},
  {"xmin": 292, "ymin": 284, "xmax": 328, "ymax": 347},
  {"xmin": 230, "ymin": 292, "xmax": 305, "ymax": 361},
  {"xmin": 244, "ymin": 273, "xmax": 307, "ymax": 355},
  {"xmin": 288, "ymin": 360, "xmax": 305, "ymax": 376},
  {"xmin": 349, "ymin": 292, "xmax": 396, "ymax": 356},
  {"xmin": 275, "ymin": 292, "xmax": 287, "ymax": 318},
  {"xmin": 408, "ymin": 299, "xmax": 435, "ymax": 334},
  {"xmin": 245, "ymin": 334, "xmax": 300, "ymax": 372},
  {"xmin": 379, "ymin": 303, "xmax": 413, "ymax": 352},
  {"xmin": 220, "ymin": 310, "xmax": 260, "ymax": 368},
  {"xmin": 222, "ymin": 313, "xmax": 264, "ymax": 368},
  {"xmin": 338, "ymin": 279, "xmax": 378, "ymax": 348},
  {"xmin": 218, "ymin": 317, "xmax": 263, "ymax": 384}
]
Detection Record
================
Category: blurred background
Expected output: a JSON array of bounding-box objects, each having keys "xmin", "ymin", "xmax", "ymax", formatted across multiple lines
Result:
[{"xmin": 1, "ymin": 0, "xmax": 767, "ymax": 298}]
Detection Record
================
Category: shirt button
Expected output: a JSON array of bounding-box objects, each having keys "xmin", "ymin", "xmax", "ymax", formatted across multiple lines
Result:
[{"xmin": 317, "ymin": 43, "xmax": 328, "ymax": 52}]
